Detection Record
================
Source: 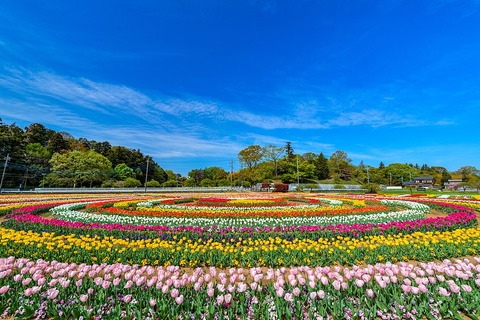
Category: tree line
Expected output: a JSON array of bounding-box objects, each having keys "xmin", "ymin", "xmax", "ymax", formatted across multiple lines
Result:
[
  {"xmin": 0, "ymin": 119, "xmax": 178, "ymax": 189},
  {"xmin": 1, "ymin": 119, "xmax": 479, "ymax": 190}
]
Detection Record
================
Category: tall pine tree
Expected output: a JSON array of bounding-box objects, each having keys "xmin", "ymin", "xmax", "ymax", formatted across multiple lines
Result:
[{"xmin": 315, "ymin": 152, "xmax": 329, "ymax": 180}]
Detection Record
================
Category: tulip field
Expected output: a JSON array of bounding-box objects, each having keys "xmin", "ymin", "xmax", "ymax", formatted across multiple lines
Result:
[{"xmin": 1, "ymin": 193, "xmax": 480, "ymax": 319}]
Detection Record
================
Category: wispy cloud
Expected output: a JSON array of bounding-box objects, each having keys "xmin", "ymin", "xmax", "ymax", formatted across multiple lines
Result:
[{"xmin": 0, "ymin": 67, "xmax": 444, "ymax": 132}]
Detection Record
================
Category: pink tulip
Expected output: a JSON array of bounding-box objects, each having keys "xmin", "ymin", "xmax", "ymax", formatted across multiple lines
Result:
[
  {"xmin": 87, "ymin": 288, "xmax": 94, "ymax": 295},
  {"xmin": 438, "ymin": 287, "xmax": 450, "ymax": 296},
  {"xmin": 216, "ymin": 295, "xmax": 224, "ymax": 305},
  {"xmin": 366, "ymin": 289, "xmax": 375, "ymax": 298},
  {"xmin": 317, "ymin": 290, "xmax": 325, "ymax": 299},
  {"xmin": 292, "ymin": 287, "xmax": 301, "ymax": 296},
  {"xmin": 401, "ymin": 284, "xmax": 411, "ymax": 293},
  {"xmin": 14, "ymin": 274, "xmax": 23, "ymax": 282},
  {"xmin": 225, "ymin": 294, "xmax": 232, "ymax": 304},
  {"xmin": 332, "ymin": 280, "xmax": 341, "ymax": 291},
  {"xmin": 450, "ymin": 284, "xmax": 460, "ymax": 294},
  {"xmin": 309, "ymin": 291, "xmax": 317, "ymax": 300},
  {"xmin": 418, "ymin": 284, "xmax": 428, "ymax": 293},
  {"xmin": 94, "ymin": 277, "xmax": 103, "ymax": 286},
  {"xmin": 102, "ymin": 281, "xmax": 111, "ymax": 290},
  {"xmin": 47, "ymin": 288, "xmax": 59, "ymax": 300},
  {"xmin": 149, "ymin": 298, "xmax": 156, "ymax": 307},
  {"xmin": 237, "ymin": 282, "xmax": 247, "ymax": 293},
  {"xmin": 284, "ymin": 293, "xmax": 294, "ymax": 302},
  {"xmin": 162, "ymin": 285, "xmax": 169, "ymax": 294},
  {"xmin": 24, "ymin": 288, "xmax": 33, "ymax": 297},
  {"xmin": 170, "ymin": 288, "xmax": 179, "ymax": 298},
  {"xmin": 175, "ymin": 294, "xmax": 183, "ymax": 304},
  {"xmin": 252, "ymin": 296, "xmax": 259, "ymax": 304},
  {"xmin": 461, "ymin": 284, "xmax": 472, "ymax": 292},
  {"xmin": 123, "ymin": 294, "xmax": 132, "ymax": 303},
  {"xmin": 61, "ymin": 279, "xmax": 70, "ymax": 288},
  {"xmin": 79, "ymin": 294, "xmax": 88, "ymax": 303},
  {"xmin": 276, "ymin": 287, "xmax": 284, "ymax": 297},
  {"xmin": 475, "ymin": 279, "xmax": 480, "ymax": 287},
  {"xmin": 124, "ymin": 280, "xmax": 133, "ymax": 289},
  {"xmin": 355, "ymin": 279, "xmax": 364, "ymax": 288},
  {"xmin": 207, "ymin": 287, "xmax": 215, "ymax": 297}
]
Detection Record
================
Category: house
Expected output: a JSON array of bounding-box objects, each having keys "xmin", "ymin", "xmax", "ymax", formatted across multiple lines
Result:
[
  {"xmin": 443, "ymin": 179, "xmax": 463, "ymax": 190},
  {"xmin": 403, "ymin": 176, "xmax": 434, "ymax": 189}
]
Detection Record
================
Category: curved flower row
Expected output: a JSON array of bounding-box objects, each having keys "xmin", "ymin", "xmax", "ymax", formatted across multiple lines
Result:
[
  {"xmin": 98, "ymin": 204, "xmax": 391, "ymax": 219},
  {"xmin": 50, "ymin": 202, "xmax": 427, "ymax": 228},
  {"xmin": 2, "ymin": 221, "xmax": 480, "ymax": 267},
  {"xmin": 1, "ymin": 256, "xmax": 480, "ymax": 319}
]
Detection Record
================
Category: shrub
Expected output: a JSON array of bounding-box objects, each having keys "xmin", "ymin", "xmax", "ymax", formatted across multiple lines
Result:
[
  {"xmin": 163, "ymin": 180, "xmax": 178, "ymax": 187},
  {"xmin": 124, "ymin": 178, "xmax": 142, "ymax": 188},
  {"xmin": 273, "ymin": 183, "xmax": 289, "ymax": 192},
  {"xmin": 364, "ymin": 183, "xmax": 380, "ymax": 194},
  {"xmin": 199, "ymin": 178, "xmax": 216, "ymax": 187},
  {"xmin": 113, "ymin": 181, "xmax": 125, "ymax": 188},
  {"xmin": 217, "ymin": 179, "xmax": 231, "ymax": 187},
  {"xmin": 147, "ymin": 180, "xmax": 161, "ymax": 188},
  {"xmin": 101, "ymin": 180, "xmax": 115, "ymax": 188}
]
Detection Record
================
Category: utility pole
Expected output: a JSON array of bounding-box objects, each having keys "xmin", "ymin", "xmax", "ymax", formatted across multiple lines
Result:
[
  {"xmin": 144, "ymin": 157, "xmax": 150, "ymax": 193},
  {"xmin": 23, "ymin": 153, "xmax": 29, "ymax": 191},
  {"xmin": 366, "ymin": 167, "xmax": 370, "ymax": 184},
  {"xmin": 230, "ymin": 159, "xmax": 234, "ymax": 188},
  {"xmin": 0, "ymin": 154, "xmax": 11, "ymax": 193}
]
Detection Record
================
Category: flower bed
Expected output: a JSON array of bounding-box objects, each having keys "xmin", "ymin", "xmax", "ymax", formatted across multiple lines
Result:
[{"xmin": 0, "ymin": 193, "xmax": 480, "ymax": 319}]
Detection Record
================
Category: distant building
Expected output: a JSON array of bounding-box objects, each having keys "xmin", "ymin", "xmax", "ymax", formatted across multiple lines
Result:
[
  {"xmin": 403, "ymin": 176, "xmax": 434, "ymax": 189},
  {"xmin": 443, "ymin": 179, "xmax": 463, "ymax": 190}
]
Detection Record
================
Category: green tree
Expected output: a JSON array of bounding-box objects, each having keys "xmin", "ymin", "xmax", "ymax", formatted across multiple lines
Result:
[
  {"xmin": 183, "ymin": 178, "xmax": 196, "ymax": 187},
  {"xmin": 47, "ymin": 132, "xmax": 69, "ymax": 154},
  {"xmin": 315, "ymin": 152, "xmax": 329, "ymax": 180},
  {"xmin": 457, "ymin": 166, "xmax": 479, "ymax": 182},
  {"xmin": 238, "ymin": 145, "xmax": 263, "ymax": 169},
  {"xmin": 199, "ymin": 178, "xmax": 215, "ymax": 187},
  {"xmin": 124, "ymin": 177, "xmax": 141, "ymax": 187},
  {"xmin": 466, "ymin": 174, "xmax": 480, "ymax": 192},
  {"xmin": 285, "ymin": 142, "xmax": 294, "ymax": 161},
  {"xmin": 188, "ymin": 169, "xmax": 205, "ymax": 185},
  {"xmin": 113, "ymin": 163, "xmax": 135, "ymax": 180},
  {"xmin": 262, "ymin": 144, "xmax": 284, "ymax": 177},
  {"xmin": 328, "ymin": 150, "xmax": 352, "ymax": 180},
  {"xmin": 24, "ymin": 123, "xmax": 53, "ymax": 146},
  {"xmin": 49, "ymin": 150, "xmax": 112, "ymax": 187},
  {"xmin": 146, "ymin": 180, "xmax": 161, "ymax": 187},
  {"xmin": 383, "ymin": 163, "xmax": 418, "ymax": 186},
  {"xmin": 204, "ymin": 166, "xmax": 228, "ymax": 182},
  {"xmin": 163, "ymin": 180, "xmax": 178, "ymax": 187}
]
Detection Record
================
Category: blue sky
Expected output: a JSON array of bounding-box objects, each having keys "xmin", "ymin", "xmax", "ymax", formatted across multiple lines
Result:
[{"xmin": 1, "ymin": 0, "xmax": 479, "ymax": 175}]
